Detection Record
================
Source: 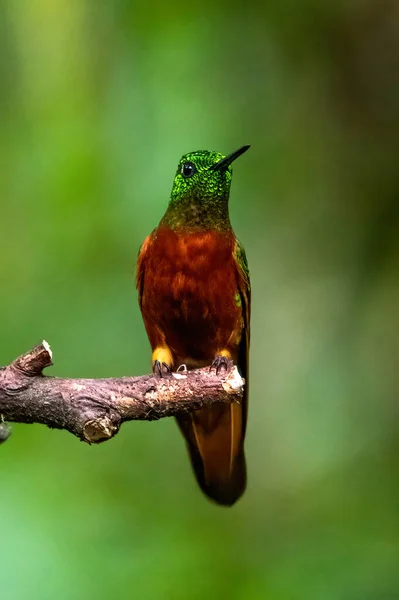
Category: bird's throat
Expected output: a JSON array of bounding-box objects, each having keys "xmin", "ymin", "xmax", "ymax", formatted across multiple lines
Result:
[{"xmin": 161, "ymin": 196, "xmax": 232, "ymax": 233}]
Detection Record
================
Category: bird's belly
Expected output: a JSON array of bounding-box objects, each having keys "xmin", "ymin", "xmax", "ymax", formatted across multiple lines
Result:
[{"xmin": 143, "ymin": 260, "xmax": 243, "ymax": 364}]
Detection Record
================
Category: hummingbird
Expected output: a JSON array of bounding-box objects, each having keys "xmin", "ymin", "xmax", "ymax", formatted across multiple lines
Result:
[{"xmin": 136, "ymin": 146, "xmax": 251, "ymax": 506}]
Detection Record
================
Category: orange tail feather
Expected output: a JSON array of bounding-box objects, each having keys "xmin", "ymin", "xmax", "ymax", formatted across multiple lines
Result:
[{"xmin": 176, "ymin": 401, "xmax": 246, "ymax": 506}]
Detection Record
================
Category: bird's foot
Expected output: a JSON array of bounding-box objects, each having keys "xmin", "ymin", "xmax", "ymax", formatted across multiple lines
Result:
[
  {"xmin": 209, "ymin": 354, "xmax": 230, "ymax": 375},
  {"xmin": 153, "ymin": 360, "xmax": 172, "ymax": 378}
]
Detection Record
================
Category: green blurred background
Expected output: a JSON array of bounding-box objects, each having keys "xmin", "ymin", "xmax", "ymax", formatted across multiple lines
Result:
[{"xmin": 1, "ymin": 1, "xmax": 398, "ymax": 598}]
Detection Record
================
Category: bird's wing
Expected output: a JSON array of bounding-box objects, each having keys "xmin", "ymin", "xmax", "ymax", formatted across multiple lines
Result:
[
  {"xmin": 233, "ymin": 237, "xmax": 251, "ymax": 434},
  {"xmin": 136, "ymin": 234, "xmax": 152, "ymax": 309}
]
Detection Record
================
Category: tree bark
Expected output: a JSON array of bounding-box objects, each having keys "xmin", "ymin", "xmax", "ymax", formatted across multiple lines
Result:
[{"xmin": 0, "ymin": 342, "xmax": 244, "ymax": 444}]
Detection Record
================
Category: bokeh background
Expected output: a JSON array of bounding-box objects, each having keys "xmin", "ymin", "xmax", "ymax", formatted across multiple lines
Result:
[{"xmin": 1, "ymin": 1, "xmax": 398, "ymax": 598}]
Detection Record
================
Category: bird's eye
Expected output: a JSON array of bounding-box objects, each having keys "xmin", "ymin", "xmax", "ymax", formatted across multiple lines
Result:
[{"xmin": 181, "ymin": 162, "xmax": 196, "ymax": 178}]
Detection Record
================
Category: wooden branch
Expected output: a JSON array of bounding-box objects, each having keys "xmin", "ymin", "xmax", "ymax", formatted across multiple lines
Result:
[{"xmin": 0, "ymin": 342, "xmax": 244, "ymax": 444}]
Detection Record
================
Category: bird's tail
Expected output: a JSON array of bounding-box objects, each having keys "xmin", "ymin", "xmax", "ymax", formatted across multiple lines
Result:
[{"xmin": 176, "ymin": 399, "xmax": 246, "ymax": 506}]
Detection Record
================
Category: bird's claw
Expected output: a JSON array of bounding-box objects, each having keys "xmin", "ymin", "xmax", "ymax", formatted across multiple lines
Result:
[
  {"xmin": 209, "ymin": 355, "xmax": 230, "ymax": 375},
  {"xmin": 153, "ymin": 360, "xmax": 172, "ymax": 378}
]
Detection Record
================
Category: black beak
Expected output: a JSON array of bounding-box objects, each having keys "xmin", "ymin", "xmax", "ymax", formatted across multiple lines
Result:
[{"xmin": 210, "ymin": 145, "xmax": 250, "ymax": 171}]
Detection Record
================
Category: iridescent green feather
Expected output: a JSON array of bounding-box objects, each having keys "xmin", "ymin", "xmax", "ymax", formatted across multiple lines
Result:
[
  {"xmin": 161, "ymin": 150, "xmax": 233, "ymax": 232},
  {"xmin": 234, "ymin": 238, "xmax": 250, "ymax": 294}
]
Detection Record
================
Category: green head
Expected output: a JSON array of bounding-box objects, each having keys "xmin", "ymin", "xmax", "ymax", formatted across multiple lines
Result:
[{"xmin": 161, "ymin": 146, "xmax": 250, "ymax": 231}]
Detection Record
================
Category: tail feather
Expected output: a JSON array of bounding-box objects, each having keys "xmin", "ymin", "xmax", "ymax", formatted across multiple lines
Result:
[{"xmin": 176, "ymin": 401, "xmax": 246, "ymax": 506}]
